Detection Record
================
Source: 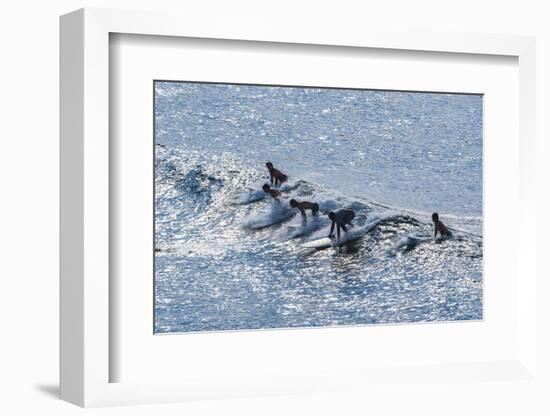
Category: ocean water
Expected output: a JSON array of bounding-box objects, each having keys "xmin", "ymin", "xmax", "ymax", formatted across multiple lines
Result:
[{"xmin": 154, "ymin": 82, "xmax": 483, "ymax": 334}]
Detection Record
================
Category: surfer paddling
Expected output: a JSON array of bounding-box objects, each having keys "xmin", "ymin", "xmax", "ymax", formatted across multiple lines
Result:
[
  {"xmin": 266, "ymin": 162, "xmax": 288, "ymax": 186},
  {"xmin": 289, "ymin": 199, "xmax": 319, "ymax": 225},
  {"xmin": 262, "ymin": 184, "xmax": 281, "ymax": 201},
  {"xmin": 432, "ymin": 212, "xmax": 452, "ymax": 239},
  {"xmin": 327, "ymin": 209, "xmax": 355, "ymax": 240}
]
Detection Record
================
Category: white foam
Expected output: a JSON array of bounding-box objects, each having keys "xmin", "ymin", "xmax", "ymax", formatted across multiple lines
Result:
[
  {"xmin": 243, "ymin": 200, "xmax": 296, "ymax": 229},
  {"xmin": 232, "ymin": 189, "xmax": 265, "ymax": 205},
  {"xmin": 273, "ymin": 214, "xmax": 329, "ymax": 240}
]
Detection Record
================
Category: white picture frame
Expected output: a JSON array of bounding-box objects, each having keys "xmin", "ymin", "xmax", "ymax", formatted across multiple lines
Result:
[{"xmin": 60, "ymin": 7, "xmax": 537, "ymax": 407}]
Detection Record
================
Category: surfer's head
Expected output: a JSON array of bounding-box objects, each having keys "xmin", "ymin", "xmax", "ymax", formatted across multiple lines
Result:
[
  {"xmin": 328, "ymin": 211, "xmax": 336, "ymax": 221},
  {"xmin": 432, "ymin": 212, "xmax": 439, "ymax": 222},
  {"xmin": 262, "ymin": 184, "xmax": 271, "ymax": 192},
  {"xmin": 266, "ymin": 162, "xmax": 273, "ymax": 170},
  {"xmin": 289, "ymin": 199, "xmax": 298, "ymax": 208}
]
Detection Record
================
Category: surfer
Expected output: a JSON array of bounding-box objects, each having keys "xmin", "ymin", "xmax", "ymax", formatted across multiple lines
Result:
[
  {"xmin": 327, "ymin": 209, "xmax": 355, "ymax": 240},
  {"xmin": 289, "ymin": 199, "xmax": 319, "ymax": 224},
  {"xmin": 262, "ymin": 184, "xmax": 281, "ymax": 201},
  {"xmin": 266, "ymin": 162, "xmax": 288, "ymax": 186},
  {"xmin": 432, "ymin": 212, "xmax": 453, "ymax": 238}
]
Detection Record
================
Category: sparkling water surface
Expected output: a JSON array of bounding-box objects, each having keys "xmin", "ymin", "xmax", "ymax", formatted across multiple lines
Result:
[{"xmin": 154, "ymin": 82, "xmax": 483, "ymax": 333}]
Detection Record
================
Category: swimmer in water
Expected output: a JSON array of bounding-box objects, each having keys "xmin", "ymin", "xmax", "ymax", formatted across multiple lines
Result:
[
  {"xmin": 289, "ymin": 199, "xmax": 319, "ymax": 225},
  {"xmin": 265, "ymin": 162, "xmax": 288, "ymax": 186},
  {"xmin": 432, "ymin": 212, "xmax": 453, "ymax": 238},
  {"xmin": 327, "ymin": 208, "xmax": 355, "ymax": 240}
]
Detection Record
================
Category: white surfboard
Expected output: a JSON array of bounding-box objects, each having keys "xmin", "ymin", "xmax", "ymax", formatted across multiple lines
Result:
[
  {"xmin": 302, "ymin": 237, "xmax": 333, "ymax": 249},
  {"xmin": 333, "ymin": 231, "xmax": 365, "ymax": 246},
  {"xmin": 303, "ymin": 224, "xmax": 370, "ymax": 249}
]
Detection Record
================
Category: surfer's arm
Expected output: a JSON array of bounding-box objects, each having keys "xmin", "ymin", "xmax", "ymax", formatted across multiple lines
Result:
[
  {"xmin": 341, "ymin": 224, "xmax": 348, "ymax": 232},
  {"xmin": 269, "ymin": 173, "xmax": 274, "ymax": 185},
  {"xmin": 328, "ymin": 220, "xmax": 335, "ymax": 238},
  {"xmin": 299, "ymin": 207, "xmax": 307, "ymax": 223},
  {"xmin": 434, "ymin": 226, "xmax": 438, "ymax": 238}
]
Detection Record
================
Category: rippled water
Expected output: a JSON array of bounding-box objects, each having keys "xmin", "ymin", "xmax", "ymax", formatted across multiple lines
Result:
[{"xmin": 154, "ymin": 82, "xmax": 483, "ymax": 333}]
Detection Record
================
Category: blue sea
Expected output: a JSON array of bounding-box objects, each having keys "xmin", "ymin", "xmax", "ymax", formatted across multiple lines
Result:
[{"xmin": 154, "ymin": 82, "xmax": 483, "ymax": 333}]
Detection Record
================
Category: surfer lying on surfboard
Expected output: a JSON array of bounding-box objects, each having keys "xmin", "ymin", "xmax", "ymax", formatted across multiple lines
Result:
[
  {"xmin": 262, "ymin": 184, "xmax": 281, "ymax": 201},
  {"xmin": 432, "ymin": 212, "xmax": 453, "ymax": 238},
  {"xmin": 328, "ymin": 209, "xmax": 355, "ymax": 240},
  {"xmin": 266, "ymin": 162, "xmax": 288, "ymax": 186},
  {"xmin": 289, "ymin": 199, "xmax": 319, "ymax": 225}
]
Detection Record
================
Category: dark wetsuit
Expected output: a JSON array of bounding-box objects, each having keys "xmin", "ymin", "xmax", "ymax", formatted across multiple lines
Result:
[
  {"xmin": 294, "ymin": 201, "xmax": 319, "ymax": 224},
  {"xmin": 268, "ymin": 167, "xmax": 288, "ymax": 186},
  {"xmin": 434, "ymin": 220, "xmax": 452, "ymax": 238},
  {"xmin": 329, "ymin": 209, "xmax": 355, "ymax": 239}
]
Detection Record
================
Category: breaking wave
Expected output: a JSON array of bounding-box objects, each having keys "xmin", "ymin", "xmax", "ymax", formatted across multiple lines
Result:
[{"xmin": 155, "ymin": 145, "xmax": 483, "ymax": 333}]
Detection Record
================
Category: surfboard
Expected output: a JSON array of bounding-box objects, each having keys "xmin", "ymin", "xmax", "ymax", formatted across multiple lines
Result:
[
  {"xmin": 302, "ymin": 237, "xmax": 333, "ymax": 249},
  {"xmin": 331, "ymin": 230, "xmax": 367, "ymax": 247},
  {"xmin": 303, "ymin": 224, "xmax": 370, "ymax": 249}
]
